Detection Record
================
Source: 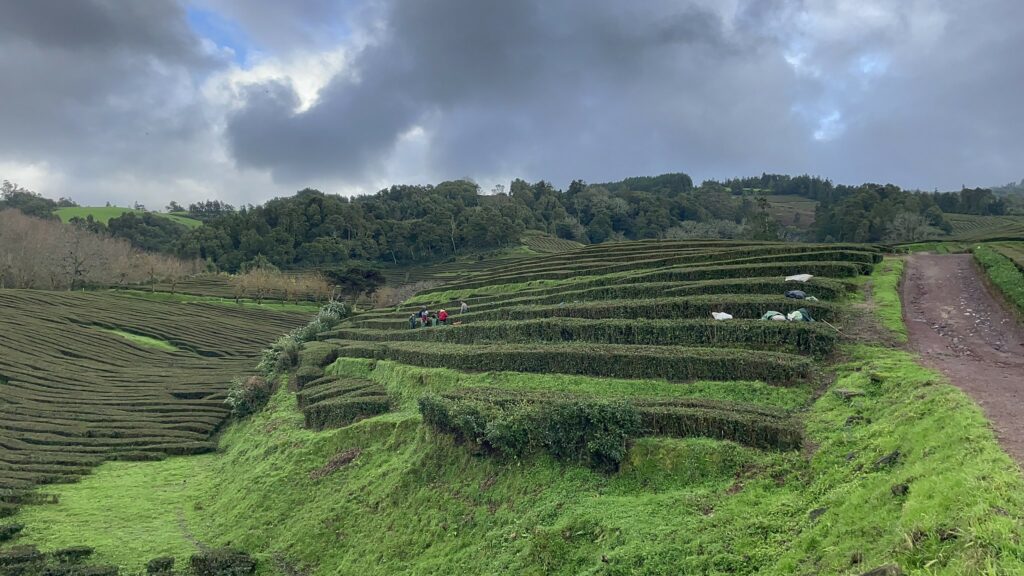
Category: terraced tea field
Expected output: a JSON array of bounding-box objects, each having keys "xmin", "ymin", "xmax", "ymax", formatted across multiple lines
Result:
[
  {"xmin": 0, "ymin": 291, "xmax": 308, "ymax": 517},
  {"xmin": 943, "ymin": 213, "xmax": 1024, "ymax": 242},
  {"xmin": 993, "ymin": 241, "xmax": 1024, "ymax": 269},
  {"xmin": 306, "ymin": 240, "xmax": 879, "ymax": 447},
  {"xmin": 7, "ymin": 239, "xmax": 1024, "ymax": 575}
]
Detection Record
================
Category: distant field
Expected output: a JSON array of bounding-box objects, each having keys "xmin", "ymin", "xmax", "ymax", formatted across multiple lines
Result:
[
  {"xmin": 943, "ymin": 213, "xmax": 1024, "ymax": 242},
  {"xmin": 520, "ymin": 231, "xmax": 584, "ymax": 253},
  {"xmin": 54, "ymin": 206, "xmax": 203, "ymax": 228},
  {"xmin": 765, "ymin": 194, "xmax": 817, "ymax": 227}
]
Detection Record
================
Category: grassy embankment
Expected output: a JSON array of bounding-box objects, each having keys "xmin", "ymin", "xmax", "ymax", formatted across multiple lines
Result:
[
  {"xmin": 973, "ymin": 244, "xmax": 1024, "ymax": 316},
  {"xmin": 11, "ymin": 256, "xmax": 1024, "ymax": 574},
  {"xmin": 54, "ymin": 206, "xmax": 202, "ymax": 228}
]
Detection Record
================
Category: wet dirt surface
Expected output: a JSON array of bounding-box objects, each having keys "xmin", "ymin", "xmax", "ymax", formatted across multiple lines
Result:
[{"xmin": 903, "ymin": 253, "xmax": 1024, "ymax": 465}]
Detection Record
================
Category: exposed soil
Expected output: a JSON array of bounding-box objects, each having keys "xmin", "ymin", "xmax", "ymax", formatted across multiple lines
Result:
[{"xmin": 903, "ymin": 253, "xmax": 1024, "ymax": 465}]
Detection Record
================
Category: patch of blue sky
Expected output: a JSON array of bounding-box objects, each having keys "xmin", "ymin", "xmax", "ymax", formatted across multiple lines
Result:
[{"xmin": 186, "ymin": 6, "xmax": 252, "ymax": 66}]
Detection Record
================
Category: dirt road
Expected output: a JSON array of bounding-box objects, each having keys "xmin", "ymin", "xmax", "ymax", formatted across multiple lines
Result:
[{"xmin": 903, "ymin": 253, "xmax": 1024, "ymax": 464}]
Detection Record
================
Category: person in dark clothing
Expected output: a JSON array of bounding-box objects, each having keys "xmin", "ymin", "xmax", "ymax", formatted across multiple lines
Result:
[{"xmin": 408, "ymin": 313, "xmax": 418, "ymax": 329}]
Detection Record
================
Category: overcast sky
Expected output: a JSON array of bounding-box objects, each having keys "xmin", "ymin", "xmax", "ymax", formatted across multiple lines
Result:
[{"xmin": 0, "ymin": 0, "xmax": 1021, "ymax": 207}]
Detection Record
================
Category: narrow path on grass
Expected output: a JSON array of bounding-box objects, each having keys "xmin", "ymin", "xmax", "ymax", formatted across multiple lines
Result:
[{"xmin": 903, "ymin": 253, "xmax": 1024, "ymax": 465}]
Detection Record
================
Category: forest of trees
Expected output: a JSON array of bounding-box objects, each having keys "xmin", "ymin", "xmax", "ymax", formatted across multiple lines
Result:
[
  {"xmin": 170, "ymin": 176, "xmax": 786, "ymax": 272},
  {"xmin": 3, "ymin": 172, "xmax": 1020, "ymax": 276}
]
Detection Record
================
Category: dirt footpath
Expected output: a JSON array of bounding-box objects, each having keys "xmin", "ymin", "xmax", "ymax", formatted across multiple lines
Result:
[{"xmin": 903, "ymin": 253, "xmax": 1024, "ymax": 465}]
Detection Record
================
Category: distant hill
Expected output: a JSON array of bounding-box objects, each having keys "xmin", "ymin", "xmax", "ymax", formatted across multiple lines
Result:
[{"xmin": 54, "ymin": 206, "xmax": 202, "ymax": 229}]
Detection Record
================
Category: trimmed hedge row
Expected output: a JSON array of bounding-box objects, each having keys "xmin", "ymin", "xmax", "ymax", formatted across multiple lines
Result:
[
  {"xmin": 456, "ymin": 248, "xmax": 879, "ymax": 289},
  {"xmin": 353, "ymin": 295, "xmax": 838, "ymax": 330},
  {"xmin": 419, "ymin": 392, "xmax": 640, "ymax": 472},
  {"xmin": 304, "ymin": 397, "xmax": 392, "ymax": 431},
  {"xmin": 973, "ymin": 245, "xmax": 1024, "ymax": 315},
  {"xmin": 493, "ymin": 242, "xmax": 878, "ymax": 277},
  {"xmin": 426, "ymin": 252, "xmax": 875, "ymax": 293},
  {"xmin": 299, "ymin": 377, "xmax": 391, "ymax": 431},
  {"xmin": 396, "ymin": 276, "xmax": 848, "ymax": 317},
  {"xmin": 326, "ymin": 340, "xmax": 812, "ymax": 384},
  {"xmin": 419, "ymin": 387, "xmax": 802, "ymax": 471},
  {"xmin": 417, "ymin": 260, "xmax": 867, "ymax": 300},
  {"xmin": 325, "ymin": 318, "xmax": 838, "ymax": 356}
]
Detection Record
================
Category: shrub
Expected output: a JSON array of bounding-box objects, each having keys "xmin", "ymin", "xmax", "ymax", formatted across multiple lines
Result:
[
  {"xmin": 0, "ymin": 545, "xmax": 43, "ymax": 567},
  {"xmin": 303, "ymin": 396, "xmax": 392, "ymax": 431},
  {"xmin": 224, "ymin": 375, "xmax": 273, "ymax": 419},
  {"xmin": 293, "ymin": 366, "xmax": 325, "ymax": 390},
  {"xmin": 421, "ymin": 388, "xmax": 802, "ymax": 460},
  {"xmin": 420, "ymin": 392, "xmax": 642, "ymax": 472},
  {"xmin": 51, "ymin": 547, "xmax": 94, "ymax": 564},
  {"xmin": 146, "ymin": 557, "xmax": 174, "ymax": 575},
  {"xmin": 188, "ymin": 548, "xmax": 256, "ymax": 576},
  {"xmin": 0, "ymin": 523, "xmax": 22, "ymax": 542},
  {"xmin": 255, "ymin": 300, "xmax": 350, "ymax": 377}
]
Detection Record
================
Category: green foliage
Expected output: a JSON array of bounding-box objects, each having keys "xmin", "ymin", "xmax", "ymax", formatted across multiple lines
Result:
[
  {"xmin": 326, "ymin": 340, "xmax": 812, "ymax": 384},
  {"xmin": 322, "ymin": 265, "xmax": 385, "ymax": 297},
  {"xmin": 1, "ymin": 180, "xmax": 65, "ymax": 219},
  {"xmin": 420, "ymin": 391, "xmax": 642, "ymax": 472},
  {"xmin": 328, "ymin": 318, "xmax": 839, "ymax": 356},
  {"xmin": 144, "ymin": 557, "xmax": 173, "ymax": 575},
  {"xmin": 256, "ymin": 301, "xmax": 349, "ymax": 378},
  {"xmin": 973, "ymin": 244, "xmax": 1024, "ymax": 315},
  {"xmin": 224, "ymin": 376, "xmax": 273, "ymax": 419},
  {"xmin": 188, "ymin": 548, "xmax": 255, "ymax": 576},
  {"xmin": 51, "ymin": 547, "xmax": 94, "ymax": 564},
  {"xmin": 638, "ymin": 400, "xmax": 801, "ymax": 450},
  {"xmin": 0, "ymin": 524, "xmax": 24, "ymax": 542},
  {"xmin": 105, "ymin": 212, "xmax": 190, "ymax": 253}
]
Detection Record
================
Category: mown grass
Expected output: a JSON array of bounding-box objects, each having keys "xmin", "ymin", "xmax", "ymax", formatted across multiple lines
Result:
[
  {"xmin": 973, "ymin": 244, "xmax": 1024, "ymax": 316},
  {"xmin": 98, "ymin": 327, "xmax": 178, "ymax": 351},
  {"xmin": 865, "ymin": 256, "xmax": 907, "ymax": 342},
  {"xmin": 54, "ymin": 206, "xmax": 202, "ymax": 228}
]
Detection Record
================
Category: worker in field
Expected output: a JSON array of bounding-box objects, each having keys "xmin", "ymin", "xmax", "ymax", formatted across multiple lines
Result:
[
  {"xmin": 460, "ymin": 300, "xmax": 469, "ymax": 314},
  {"xmin": 419, "ymin": 306, "xmax": 430, "ymax": 325},
  {"xmin": 408, "ymin": 312, "xmax": 418, "ymax": 329},
  {"xmin": 438, "ymin": 309, "xmax": 448, "ymax": 325}
]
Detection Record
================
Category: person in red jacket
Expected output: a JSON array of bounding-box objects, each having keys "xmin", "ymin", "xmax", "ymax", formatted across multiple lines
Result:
[{"xmin": 437, "ymin": 309, "xmax": 448, "ymax": 325}]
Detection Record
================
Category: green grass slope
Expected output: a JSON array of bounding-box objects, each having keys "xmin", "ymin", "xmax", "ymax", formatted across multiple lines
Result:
[
  {"xmin": 9, "ymin": 253, "xmax": 1024, "ymax": 574},
  {"xmin": 54, "ymin": 206, "xmax": 202, "ymax": 228}
]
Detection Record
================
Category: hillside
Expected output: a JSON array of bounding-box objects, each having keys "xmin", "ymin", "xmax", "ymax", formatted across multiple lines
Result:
[
  {"xmin": 4, "ymin": 240, "xmax": 1024, "ymax": 574},
  {"xmin": 54, "ymin": 206, "xmax": 202, "ymax": 229}
]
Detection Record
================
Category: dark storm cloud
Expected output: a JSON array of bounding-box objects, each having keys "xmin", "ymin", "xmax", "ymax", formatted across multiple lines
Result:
[
  {"xmin": 0, "ymin": 0, "xmax": 222, "ymax": 180},
  {"xmin": 225, "ymin": 0, "xmax": 809, "ymax": 186},
  {"xmin": 812, "ymin": 0, "xmax": 1024, "ymax": 190},
  {"xmin": 1, "ymin": 0, "xmax": 1022, "ymax": 205},
  {"xmin": 222, "ymin": 0, "xmax": 1024, "ymax": 191}
]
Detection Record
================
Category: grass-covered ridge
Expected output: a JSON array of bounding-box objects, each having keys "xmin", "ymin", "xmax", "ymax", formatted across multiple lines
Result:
[
  {"xmin": 97, "ymin": 327, "xmax": 179, "ymax": 351},
  {"xmin": 974, "ymin": 244, "xmax": 1024, "ymax": 316},
  {"xmin": 54, "ymin": 206, "xmax": 202, "ymax": 228}
]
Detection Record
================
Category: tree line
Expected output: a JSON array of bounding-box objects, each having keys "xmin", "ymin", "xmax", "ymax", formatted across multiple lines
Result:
[
  {"xmin": 4, "ymin": 173, "xmax": 1020, "ymax": 275},
  {"xmin": 0, "ymin": 209, "xmax": 198, "ymax": 290}
]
